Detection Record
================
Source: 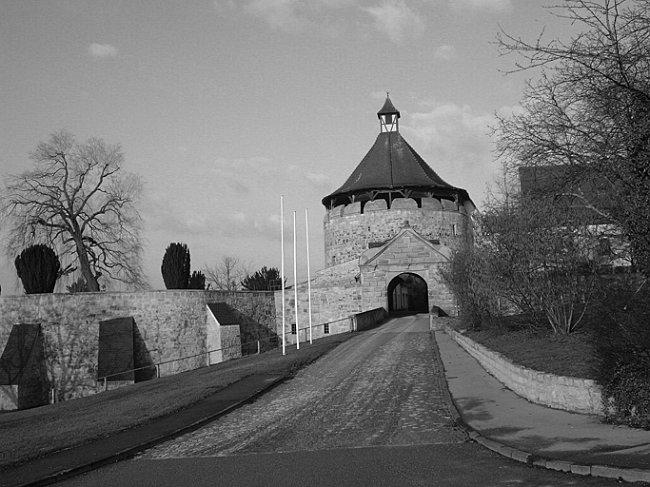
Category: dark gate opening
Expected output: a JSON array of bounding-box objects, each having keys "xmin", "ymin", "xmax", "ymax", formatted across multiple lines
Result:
[{"xmin": 387, "ymin": 273, "xmax": 428, "ymax": 315}]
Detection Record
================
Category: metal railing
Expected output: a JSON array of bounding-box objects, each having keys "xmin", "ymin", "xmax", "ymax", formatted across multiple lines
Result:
[
  {"xmin": 93, "ymin": 317, "xmax": 359, "ymax": 393},
  {"xmin": 95, "ymin": 335, "xmax": 275, "ymax": 391}
]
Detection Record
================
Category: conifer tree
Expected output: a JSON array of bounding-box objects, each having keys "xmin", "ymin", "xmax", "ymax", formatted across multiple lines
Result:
[{"xmin": 161, "ymin": 242, "xmax": 191, "ymax": 289}]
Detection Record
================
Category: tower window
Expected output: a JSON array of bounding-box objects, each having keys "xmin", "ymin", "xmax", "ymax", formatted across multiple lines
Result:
[{"xmin": 384, "ymin": 114, "xmax": 393, "ymax": 124}]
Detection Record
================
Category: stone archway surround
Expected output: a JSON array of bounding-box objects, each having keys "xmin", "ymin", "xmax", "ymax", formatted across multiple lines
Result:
[{"xmin": 358, "ymin": 228, "xmax": 457, "ymax": 316}]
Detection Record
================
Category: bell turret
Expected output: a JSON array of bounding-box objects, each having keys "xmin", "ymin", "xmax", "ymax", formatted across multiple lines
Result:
[{"xmin": 377, "ymin": 93, "xmax": 400, "ymax": 133}]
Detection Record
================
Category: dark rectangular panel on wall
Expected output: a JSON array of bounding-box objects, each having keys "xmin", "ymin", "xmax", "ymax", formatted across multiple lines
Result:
[
  {"xmin": 0, "ymin": 324, "xmax": 41, "ymax": 385},
  {"xmin": 207, "ymin": 302, "xmax": 239, "ymax": 325},
  {"xmin": 98, "ymin": 317, "xmax": 134, "ymax": 381}
]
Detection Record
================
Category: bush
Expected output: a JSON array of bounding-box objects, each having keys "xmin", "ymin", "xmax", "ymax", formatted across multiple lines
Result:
[
  {"xmin": 66, "ymin": 276, "xmax": 90, "ymax": 293},
  {"xmin": 592, "ymin": 279, "xmax": 650, "ymax": 429},
  {"xmin": 14, "ymin": 244, "xmax": 60, "ymax": 294},
  {"xmin": 188, "ymin": 270, "xmax": 206, "ymax": 290},
  {"xmin": 440, "ymin": 247, "xmax": 501, "ymax": 330}
]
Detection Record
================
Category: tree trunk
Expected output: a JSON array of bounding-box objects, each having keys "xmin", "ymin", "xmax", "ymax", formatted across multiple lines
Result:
[{"xmin": 74, "ymin": 239, "xmax": 100, "ymax": 292}]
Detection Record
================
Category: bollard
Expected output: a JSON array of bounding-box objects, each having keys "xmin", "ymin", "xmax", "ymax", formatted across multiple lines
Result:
[
  {"xmin": 50, "ymin": 388, "xmax": 56, "ymax": 404},
  {"xmin": 155, "ymin": 364, "xmax": 161, "ymax": 378},
  {"xmin": 257, "ymin": 340, "xmax": 260, "ymax": 354},
  {"xmin": 104, "ymin": 377, "xmax": 108, "ymax": 391}
]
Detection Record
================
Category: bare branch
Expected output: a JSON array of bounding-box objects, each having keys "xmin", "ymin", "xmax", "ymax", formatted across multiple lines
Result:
[{"xmin": 0, "ymin": 131, "xmax": 147, "ymax": 291}]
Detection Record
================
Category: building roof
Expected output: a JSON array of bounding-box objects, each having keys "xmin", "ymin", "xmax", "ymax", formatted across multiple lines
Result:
[
  {"xmin": 377, "ymin": 95, "xmax": 400, "ymax": 118},
  {"xmin": 322, "ymin": 130, "xmax": 470, "ymax": 208}
]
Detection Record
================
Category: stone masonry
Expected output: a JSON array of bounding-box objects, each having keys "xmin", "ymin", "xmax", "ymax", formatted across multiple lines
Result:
[{"xmin": 0, "ymin": 290, "xmax": 275, "ymax": 409}]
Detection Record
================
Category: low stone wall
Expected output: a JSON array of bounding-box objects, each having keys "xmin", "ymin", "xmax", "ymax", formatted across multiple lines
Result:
[
  {"xmin": 0, "ymin": 290, "xmax": 276, "ymax": 408},
  {"xmin": 444, "ymin": 326, "xmax": 603, "ymax": 415},
  {"xmin": 353, "ymin": 308, "xmax": 388, "ymax": 331}
]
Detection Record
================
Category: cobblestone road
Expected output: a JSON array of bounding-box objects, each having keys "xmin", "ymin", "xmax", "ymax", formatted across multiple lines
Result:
[{"xmin": 139, "ymin": 315, "xmax": 466, "ymax": 459}]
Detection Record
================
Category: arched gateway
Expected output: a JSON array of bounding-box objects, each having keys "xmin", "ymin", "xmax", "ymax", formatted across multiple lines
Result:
[{"xmin": 388, "ymin": 273, "xmax": 428, "ymax": 314}]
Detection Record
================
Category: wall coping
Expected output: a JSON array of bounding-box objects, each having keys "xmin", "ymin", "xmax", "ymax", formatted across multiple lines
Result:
[
  {"xmin": 444, "ymin": 325, "xmax": 603, "ymax": 415},
  {"xmin": 0, "ymin": 289, "xmax": 275, "ymax": 301}
]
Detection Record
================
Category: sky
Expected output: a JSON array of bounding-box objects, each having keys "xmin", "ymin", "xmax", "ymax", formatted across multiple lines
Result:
[{"xmin": 0, "ymin": 0, "xmax": 573, "ymax": 294}]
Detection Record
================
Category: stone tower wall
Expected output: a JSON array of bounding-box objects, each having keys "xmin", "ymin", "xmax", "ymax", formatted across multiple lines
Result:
[{"xmin": 323, "ymin": 197, "xmax": 472, "ymax": 266}]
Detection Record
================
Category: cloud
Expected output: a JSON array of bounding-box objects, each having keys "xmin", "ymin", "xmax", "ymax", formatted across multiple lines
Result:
[
  {"xmin": 88, "ymin": 43, "xmax": 118, "ymax": 58},
  {"xmin": 218, "ymin": 212, "xmax": 280, "ymax": 240},
  {"xmin": 363, "ymin": 1, "xmax": 424, "ymax": 43},
  {"xmin": 449, "ymin": 0, "xmax": 512, "ymax": 12},
  {"xmin": 244, "ymin": 0, "xmax": 314, "ymax": 33},
  {"xmin": 218, "ymin": 0, "xmax": 427, "ymax": 42},
  {"xmin": 434, "ymin": 44, "xmax": 456, "ymax": 61},
  {"xmin": 401, "ymin": 102, "xmax": 498, "ymax": 205}
]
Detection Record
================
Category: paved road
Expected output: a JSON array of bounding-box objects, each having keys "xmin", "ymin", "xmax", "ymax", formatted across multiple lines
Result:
[{"xmin": 59, "ymin": 316, "xmax": 623, "ymax": 486}]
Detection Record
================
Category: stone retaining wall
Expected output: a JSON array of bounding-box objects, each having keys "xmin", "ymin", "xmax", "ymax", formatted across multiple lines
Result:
[
  {"xmin": 444, "ymin": 326, "xmax": 603, "ymax": 415},
  {"xmin": 353, "ymin": 308, "xmax": 388, "ymax": 331},
  {"xmin": 0, "ymin": 290, "xmax": 276, "ymax": 409}
]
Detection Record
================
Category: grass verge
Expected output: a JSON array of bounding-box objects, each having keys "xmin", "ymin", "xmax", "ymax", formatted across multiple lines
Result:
[
  {"xmin": 463, "ymin": 324, "xmax": 596, "ymax": 380},
  {"xmin": 0, "ymin": 332, "xmax": 353, "ymax": 470}
]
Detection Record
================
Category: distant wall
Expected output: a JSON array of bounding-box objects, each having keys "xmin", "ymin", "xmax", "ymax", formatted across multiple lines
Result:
[
  {"xmin": 0, "ymin": 290, "xmax": 275, "ymax": 408},
  {"xmin": 275, "ymin": 260, "xmax": 363, "ymax": 345}
]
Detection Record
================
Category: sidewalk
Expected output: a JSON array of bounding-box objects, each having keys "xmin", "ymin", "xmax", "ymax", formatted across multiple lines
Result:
[
  {"xmin": 0, "ymin": 374, "xmax": 285, "ymax": 487},
  {"xmin": 435, "ymin": 330, "xmax": 650, "ymax": 484}
]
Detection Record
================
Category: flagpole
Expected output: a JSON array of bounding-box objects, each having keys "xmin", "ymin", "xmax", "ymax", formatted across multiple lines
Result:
[
  {"xmin": 280, "ymin": 196, "xmax": 286, "ymax": 356},
  {"xmin": 305, "ymin": 208, "xmax": 313, "ymax": 344},
  {"xmin": 293, "ymin": 210, "xmax": 300, "ymax": 349}
]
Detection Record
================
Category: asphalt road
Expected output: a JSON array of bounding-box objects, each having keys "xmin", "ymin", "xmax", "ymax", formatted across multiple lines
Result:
[{"xmin": 58, "ymin": 316, "xmax": 625, "ymax": 486}]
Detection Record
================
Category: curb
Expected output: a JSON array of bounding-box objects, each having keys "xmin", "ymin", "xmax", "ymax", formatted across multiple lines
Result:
[
  {"xmin": 10, "ymin": 375, "xmax": 288, "ymax": 487},
  {"xmin": 435, "ymin": 330, "xmax": 650, "ymax": 485},
  {"xmin": 450, "ymin": 395, "xmax": 650, "ymax": 484}
]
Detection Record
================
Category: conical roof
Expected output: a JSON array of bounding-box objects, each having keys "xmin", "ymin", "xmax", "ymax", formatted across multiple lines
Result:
[
  {"xmin": 377, "ymin": 96, "xmax": 400, "ymax": 118},
  {"xmin": 322, "ymin": 99, "xmax": 470, "ymax": 208}
]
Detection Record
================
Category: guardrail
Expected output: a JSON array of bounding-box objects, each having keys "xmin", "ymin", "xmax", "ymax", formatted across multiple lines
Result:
[
  {"xmin": 95, "ymin": 334, "xmax": 277, "ymax": 392},
  {"xmin": 93, "ymin": 319, "xmax": 355, "ymax": 394}
]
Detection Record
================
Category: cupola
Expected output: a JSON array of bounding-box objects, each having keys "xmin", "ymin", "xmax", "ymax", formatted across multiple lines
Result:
[{"xmin": 377, "ymin": 93, "xmax": 400, "ymax": 133}]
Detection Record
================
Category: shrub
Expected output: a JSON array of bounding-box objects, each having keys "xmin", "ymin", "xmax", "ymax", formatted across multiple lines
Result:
[
  {"xmin": 161, "ymin": 242, "xmax": 190, "ymax": 289},
  {"xmin": 14, "ymin": 244, "xmax": 60, "ymax": 294},
  {"xmin": 241, "ymin": 266, "xmax": 282, "ymax": 291},
  {"xmin": 592, "ymin": 279, "xmax": 650, "ymax": 429},
  {"xmin": 188, "ymin": 270, "xmax": 206, "ymax": 290},
  {"xmin": 66, "ymin": 276, "xmax": 90, "ymax": 293},
  {"xmin": 440, "ymin": 246, "xmax": 501, "ymax": 330}
]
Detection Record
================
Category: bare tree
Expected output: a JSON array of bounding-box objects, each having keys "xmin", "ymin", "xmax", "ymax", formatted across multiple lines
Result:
[
  {"xmin": 481, "ymin": 190, "xmax": 606, "ymax": 334},
  {"xmin": 496, "ymin": 0, "xmax": 650, "ymax": 275},
  {"xmin": 0, "ymin": 131, "xmax": 146, "ymax": 291},
  {"xmin": 203, "ymin": 256, "xmax": 248, "ymax": 291}
]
